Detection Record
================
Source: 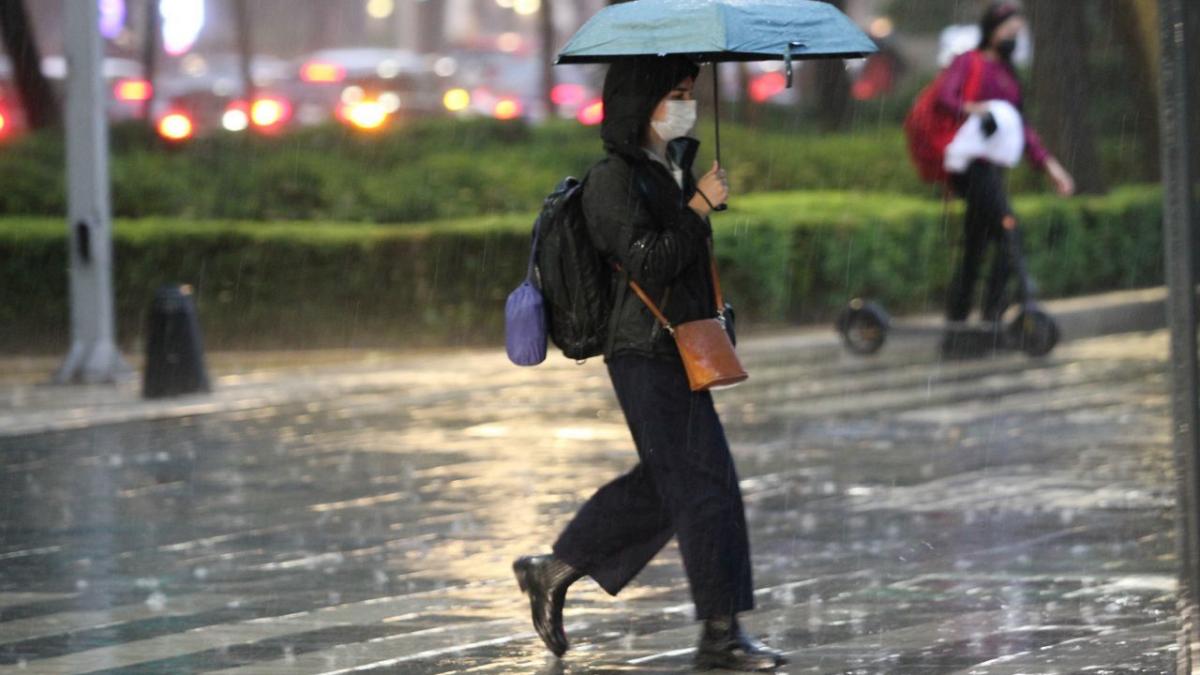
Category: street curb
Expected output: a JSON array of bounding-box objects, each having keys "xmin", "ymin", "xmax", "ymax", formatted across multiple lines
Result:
[
  {"xmin": 0, "ymin": 286, "xmax": 1172, "ymax": 438},
  {"xmin": 1041, "ymin": 287, "xmax": 1167, "ymax": 343}
]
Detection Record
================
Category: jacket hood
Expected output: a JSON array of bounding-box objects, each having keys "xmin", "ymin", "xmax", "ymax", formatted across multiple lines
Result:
[{"xmin": 600, "ymin": 56, "xmax": 700, "ymax": 163}]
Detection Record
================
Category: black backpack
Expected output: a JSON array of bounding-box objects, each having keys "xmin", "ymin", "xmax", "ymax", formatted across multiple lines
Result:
[{"xmin": 531, "ymin": 174, "xmax": 614, "ymax": 361}]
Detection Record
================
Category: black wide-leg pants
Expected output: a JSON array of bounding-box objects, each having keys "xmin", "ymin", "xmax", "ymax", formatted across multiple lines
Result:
[{"xmin": 552, "ymin": 354, "xmax": 755, "ymax": 620}]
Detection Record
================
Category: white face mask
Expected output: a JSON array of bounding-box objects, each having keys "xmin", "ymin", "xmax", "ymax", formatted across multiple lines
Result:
[{"xmin": 650, "ymin": 99, "xmax": 697, "ymax": 141}]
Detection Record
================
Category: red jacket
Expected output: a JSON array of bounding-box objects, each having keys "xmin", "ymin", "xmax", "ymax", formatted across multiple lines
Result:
[{"xmin": 935, "ymin": 51, "xmax": 1050, "ymax": 170}]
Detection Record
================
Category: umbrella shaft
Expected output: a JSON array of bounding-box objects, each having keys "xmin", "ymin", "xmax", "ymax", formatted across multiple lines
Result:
[{"xmin": 712, "ymin": 63, "xmax": 722, "ymax": 165}]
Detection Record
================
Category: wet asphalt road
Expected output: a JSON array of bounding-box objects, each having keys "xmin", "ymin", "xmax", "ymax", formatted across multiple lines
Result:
[{"xmin": 0, "ymin": 330, "xmax": 1179, "ymax": 673}]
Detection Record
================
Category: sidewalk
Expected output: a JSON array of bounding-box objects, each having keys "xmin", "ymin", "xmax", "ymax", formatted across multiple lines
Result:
[
  {"xmin": 0, "ymin": 300, "xmax": 1175, "ymax": 672},
  {"xmin": 0, "ymin": 286, "xmax": 1170, "ymax": 439}
]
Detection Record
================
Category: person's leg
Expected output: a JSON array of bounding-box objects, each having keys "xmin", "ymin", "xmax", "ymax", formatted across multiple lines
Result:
[
  {"xmin": 982, "ymin": 221, "xmax": 1015, "ymax": 322},
  {"xmin": 977, "ymin": 167, "xmax": 1016, "ymax": 322},
  {"xmin": 597, "ymin": 356, "xmax": 754, "ymax": 618},
  {"xmin": 550, "ymin": 356, "xmax": 683, "ymax": 594},
  {"xmin": 557, "ymin": 355, "xmax": 754, "ymax": 614},
  {"xmin": 518, "ymin": 356, "xmax": 678, "ymax": 657},
  {"xmin": 552, "ymin": 462, "xmax": 673, "ymax": 594},
  {"xmin": 650, "ymin": 371, "xmax": 782, "ymax": 670},
  {"xmin": 946, "ymin": 163, "xmax": 992, "ymax": 322},
  {"xmin": 665, "ymin": 389, "xmax": 755, "ymax": 620}
]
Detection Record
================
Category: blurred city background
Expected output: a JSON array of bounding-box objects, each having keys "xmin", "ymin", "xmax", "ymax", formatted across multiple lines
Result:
[{"xmin": 0, "ymin": 0, "xmax": 1176, "ymax": 356}]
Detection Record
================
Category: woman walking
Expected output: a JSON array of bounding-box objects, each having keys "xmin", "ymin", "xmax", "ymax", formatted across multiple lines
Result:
[
  {"xmin": 512, "ymin": 55, "xmax": 785, "ymax": 672},
  {"xmin": 939, "ymin": 1, "xmax": 1075, "ymax": 332}
]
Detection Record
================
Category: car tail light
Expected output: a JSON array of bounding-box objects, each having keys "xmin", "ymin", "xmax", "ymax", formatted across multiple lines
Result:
[
  {"xmin": 250, "ymin": 96, "xmax": 292, "ymax": 129},
  {"xmin": 749, "ymin": 72, "xmax": 787, "ymax": 103},
  {"xmin": 493, "ymin": 98, "xmax": 522, "ymax": 121},
  {"xmin": 550, "ymin": 83, "xmax": 586, "ymax": 107},
  {"xmin": 157, "ymin": 111, "xmax": 194, "ymax": 141},
  {"xmin": 114, "ymin": 78, "xmax": 153, "ymax": 102},
  {"xmin": 576, "ymin": 99, "xmax": 603, "ymax": 126},
  {"xmin": 301, "ymin": 62, "xmax": 345, "ymax": 84},
  {"xmin": 339, "ymin": 100, "xmax": 388, "ymax": 131}
]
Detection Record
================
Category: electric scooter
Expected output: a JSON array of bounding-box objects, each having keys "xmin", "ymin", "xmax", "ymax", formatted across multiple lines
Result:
[{"xmin": 836, "ymin": 226, "xmax": 1060, "ymax": 359}]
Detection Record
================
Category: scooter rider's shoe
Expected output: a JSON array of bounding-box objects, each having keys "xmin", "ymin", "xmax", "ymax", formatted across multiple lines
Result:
[
  {"xmin": 513, "ymin": 554, "xmax": 583, "ymax": 657},
  {"xmin": 694, "ymin": 615, "xmax": 787, "ymax": 671}
]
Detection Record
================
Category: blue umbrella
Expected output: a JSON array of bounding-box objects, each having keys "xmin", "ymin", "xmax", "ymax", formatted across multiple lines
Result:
[
  {"xmin": 557, "ymin": 0, "xmax": 877, "ymax": 73},
  {"xmin": 557, "ymin": 0, "xmax": 877, "ymax": 182}
]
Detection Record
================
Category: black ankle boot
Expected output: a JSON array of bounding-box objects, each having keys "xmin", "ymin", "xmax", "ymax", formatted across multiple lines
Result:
[
  {"xmin": 513, "ymin": 555, "xmax": 583, "ymax": 657},
  {"xmin": 695, "ymin": 616, "xmax": 787, "ymax": 672}
]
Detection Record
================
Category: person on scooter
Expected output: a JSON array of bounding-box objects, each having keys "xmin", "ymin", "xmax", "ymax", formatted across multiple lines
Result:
[{"xmin": 938, "ymin": 1, "xmax": 1074, "ymax": 343}]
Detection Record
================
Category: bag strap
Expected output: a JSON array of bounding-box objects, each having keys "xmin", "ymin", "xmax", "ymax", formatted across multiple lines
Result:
[
  {"xmin": 963, "ymin": 50, "xmax": 985, "ymax": 106},
  {"xmin": 707, "ymin": 239, "xmax": 725, "ymax": 314},
  {"xmin": 524, "ymin": 217, "xmax": 541, "ymax": 283},
  {"xmin": 627, "ymin": 277, "xmax": 675, "ymax": 334},
  {"xmin": 624, "ymin": 237, "xmax": 726, "ymax": 335}
]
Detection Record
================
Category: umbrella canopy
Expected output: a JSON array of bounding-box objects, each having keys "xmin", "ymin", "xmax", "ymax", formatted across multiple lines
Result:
[
  {"xmin": 556, "ymin": 0, "xmax": 877, "ymax": 69},
  {"xmin": 556, "ymin": 0, "xmax": 877, "ymax": 206}
]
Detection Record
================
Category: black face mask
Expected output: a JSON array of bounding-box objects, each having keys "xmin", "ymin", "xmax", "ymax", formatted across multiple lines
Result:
[{"xmin": 995, "ymin": 38, "xmax": 1017, "ymax": 60}]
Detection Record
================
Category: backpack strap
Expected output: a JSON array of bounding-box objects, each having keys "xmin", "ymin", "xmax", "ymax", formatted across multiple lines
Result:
[
  {"xmin": 626, "ymin": 277, "xmax": 675, "ymax": 334},
  {"xmin": 532, "ymin": 170, "xmax": 593, "ymax": 284},
  {"xmin": 963, "ymin": 50, "xmax": 985, "ymax": 107},
  {"xmin": 525, "ymin": 216, "xmax": 542, "ymax": 283}
]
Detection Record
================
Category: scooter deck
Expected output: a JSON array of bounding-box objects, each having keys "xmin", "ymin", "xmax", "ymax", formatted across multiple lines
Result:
[
  {"xmin": 885, "ymin": 319, "xmax": 1001, "ymax": 337},
  {"xmin": 939, "ymin": 322, "xmax": 1016, "ymax": 358},
  {"xmin": 837, "ymin": 302, "xmax": 1059, "ymax": 358}
]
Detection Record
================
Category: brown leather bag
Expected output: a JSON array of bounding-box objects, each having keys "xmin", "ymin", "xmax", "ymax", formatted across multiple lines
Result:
[{"xmin": 627, "ymin": 241, "xmax": 748, "ymax": 392}]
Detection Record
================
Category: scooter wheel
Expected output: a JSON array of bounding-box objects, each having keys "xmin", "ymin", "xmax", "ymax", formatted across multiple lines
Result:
[
  {"xmin": 1009, "ymin": 309, "xmax": 1059, "ymax": 357},
  {"xmin": 836, "ymin": 300, "xmax": 889, "ymax": 355}
]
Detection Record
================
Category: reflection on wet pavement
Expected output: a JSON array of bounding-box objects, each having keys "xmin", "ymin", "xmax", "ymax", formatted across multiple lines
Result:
[{"xmin": 0, "ymin": 331, "xmax": 1177, "ymax": 673}]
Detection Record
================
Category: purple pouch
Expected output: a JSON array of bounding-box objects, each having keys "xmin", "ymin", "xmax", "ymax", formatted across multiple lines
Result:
[
  {"xmin": 505, "ymin": 224, "xmax": 547, "ymax": 366},
  {"xmin": 505, "ymin": 281, "xmax": 547, "ymax": 366}
]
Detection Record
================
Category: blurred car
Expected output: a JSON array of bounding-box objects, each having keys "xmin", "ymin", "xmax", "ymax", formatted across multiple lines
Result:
[
  {"xmin": 0, "ymin": 55, "xmax": 153, "ymax": 141},
  {"xmin": 291, "ymin": 47, "xmax": 445, "ymax": 131},
  {"xmin": 435, "ymin": 46, "xmax": 599, "ymax": 123},
  {"xmin": 41, "ymin": 55, "xmax": 151, "ymax": 124},
  {"xmin": 151, "ymin": 52, "xmax": 296, "ymax": 140}
]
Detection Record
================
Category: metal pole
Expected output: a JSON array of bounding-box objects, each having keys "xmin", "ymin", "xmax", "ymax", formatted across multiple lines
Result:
[
  {"xmin": 540, "ymin": 0, "xmax": 556, "ymax": 119},
  {"xmin": 141, "ymin": 0, "xmax": 159, "ymax": 122},
  {"xmin": 233, "ymin": 0, "xmax": 254, "ymax": 103},
  {"xmin": 1159, "ymin": 0, "xmax": 1200, "ymax": 671},
  {"xmin": 55, "ymin": 0, "xmax": 130, "ymax": 384}
]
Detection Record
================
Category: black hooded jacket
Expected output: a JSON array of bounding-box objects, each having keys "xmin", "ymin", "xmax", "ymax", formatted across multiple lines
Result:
[{"xmin": 584, "ymin": 56, "xmax": 719, "ymax": 361}]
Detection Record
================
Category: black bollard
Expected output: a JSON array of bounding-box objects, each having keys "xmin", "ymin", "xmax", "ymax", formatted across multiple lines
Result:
[{"xmin": 143, "ymin": 284, "xmax": 211, "ymax": 398}]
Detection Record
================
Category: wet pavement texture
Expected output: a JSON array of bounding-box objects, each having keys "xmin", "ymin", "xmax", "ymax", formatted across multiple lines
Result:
[{"xmin": 0, "ymin": 330, "xmax": 1179, "ymax": 673}]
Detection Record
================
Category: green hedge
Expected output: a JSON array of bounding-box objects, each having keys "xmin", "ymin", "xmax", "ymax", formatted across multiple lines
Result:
[
  {"xmin": 0, "ymin": 186, "xmax": 1162, "ymax": 353},
  {"xmin": 0, "ymin": 118, "xmax": 1156, "ymax": 224}
]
